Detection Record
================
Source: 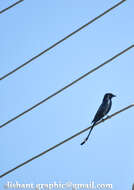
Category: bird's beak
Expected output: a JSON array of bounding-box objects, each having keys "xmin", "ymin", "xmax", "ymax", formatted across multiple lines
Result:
[{"xmin": 112, "ymin": 94, "xmax": 116, "ymax": 97}]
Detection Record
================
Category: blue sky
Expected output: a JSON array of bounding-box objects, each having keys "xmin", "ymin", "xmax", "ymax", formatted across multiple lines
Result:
[{"xmin": 0, "ymin": 0, "xmax": 134, "ymax": 189}]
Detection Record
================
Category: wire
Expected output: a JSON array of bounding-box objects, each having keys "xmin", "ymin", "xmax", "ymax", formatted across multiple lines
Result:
[
  {"xmin": 0, "ymin": 0, "xmax": 127, "ymax": 80},
  {"xmin": 0, "ymin": 44, "xmax": 133, "ymax": 129},
  {"xmin": 0, "ymin": 0, "xmax": 24, "ymax": 14},
  {"xmin": 0, "ymin": 104, "xmax": 133, "ymax": 178}
]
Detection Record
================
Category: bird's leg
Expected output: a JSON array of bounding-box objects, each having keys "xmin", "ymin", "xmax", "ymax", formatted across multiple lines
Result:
[
  {"xmin": 106, "ymin": 115, "xmax": 110, "ymax": 119},
  {"xmin": 101, "ymin": 119, "xmax": 105, "ymax": 122},
  {"xmin": 101, "ymin": 115, "xmax": 110, "ymax": 122}
]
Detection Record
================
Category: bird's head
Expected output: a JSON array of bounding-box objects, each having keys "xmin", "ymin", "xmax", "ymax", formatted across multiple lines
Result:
[{"xmin": 104, "ymin": 93, "xmax": 116, "ymax": 100}]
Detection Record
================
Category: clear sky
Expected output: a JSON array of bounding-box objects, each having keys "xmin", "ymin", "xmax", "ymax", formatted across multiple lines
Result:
[{"xmin": 0, "ymin": 0, "xmax": 134, "ymax": 189}]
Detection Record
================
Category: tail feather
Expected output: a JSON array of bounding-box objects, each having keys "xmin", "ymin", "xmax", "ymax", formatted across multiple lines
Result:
[{"xmin": 80, "ymin": 123, "xmax": 95, "ymax": 145}]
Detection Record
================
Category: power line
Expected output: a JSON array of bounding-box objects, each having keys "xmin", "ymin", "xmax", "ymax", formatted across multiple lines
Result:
[
  {"xmin": 0, "ymin": 44, "xmax": 133, "ymax": 129},
  {"xmin": 0, "ymin": 0, "xmax": 24, "ymax": 14},
  {"xmin": 0, "ymin": 0, "xmax": 127, "ymax": 81},
  {"xmin": 0, "ymin": 104, "xmax": 133, "ymax": 178}
]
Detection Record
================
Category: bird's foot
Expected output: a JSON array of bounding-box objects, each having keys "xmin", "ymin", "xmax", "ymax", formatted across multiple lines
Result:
[
  {"xmin": 101, "ymin": 118, "xmax": 105, "ymax": 122},
  {"xmin": 106, "ymin": 115, "xmax": 110, "ymax": 119}
]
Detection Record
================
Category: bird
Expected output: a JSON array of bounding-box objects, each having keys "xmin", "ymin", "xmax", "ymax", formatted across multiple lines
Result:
[{"xmin": 80, "ymin": 93, "xmax": 116, "ymax": 145}]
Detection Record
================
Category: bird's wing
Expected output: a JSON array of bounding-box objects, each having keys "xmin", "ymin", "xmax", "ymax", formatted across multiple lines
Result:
[
  {"xmin": 92, "ymin": 102, "xmax": 107, "ymax": 123},
  {"xmin": 104, "ymin": 100, "xmax": 112, "ymax": 115}
]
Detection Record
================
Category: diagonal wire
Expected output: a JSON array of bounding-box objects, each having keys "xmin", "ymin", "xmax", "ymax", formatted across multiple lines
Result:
[
  {"xmin": 0, "ymin": 104, "xmax": 133, "ymax": 178},
  {"xmin": 0, "ymin": 44, "xmax": 133, "ymax": 129},
  {"xmin": 0, "ymin": 0, "xmax": 127, "ymax": 80},
  {"xmin": 0, "ymin": 0, "xmax": 24, "ymax": 14}
]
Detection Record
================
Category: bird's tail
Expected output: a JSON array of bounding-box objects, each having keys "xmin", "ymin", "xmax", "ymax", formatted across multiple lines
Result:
[{"xmin": 80, "ymin": 123, "xmax": 95, "ymax": 145}]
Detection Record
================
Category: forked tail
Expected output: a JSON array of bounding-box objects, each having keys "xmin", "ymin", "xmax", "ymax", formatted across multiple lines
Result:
[{"xmin": 80, "ymin": 123, "xmax": 95, "ymax": 145}]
